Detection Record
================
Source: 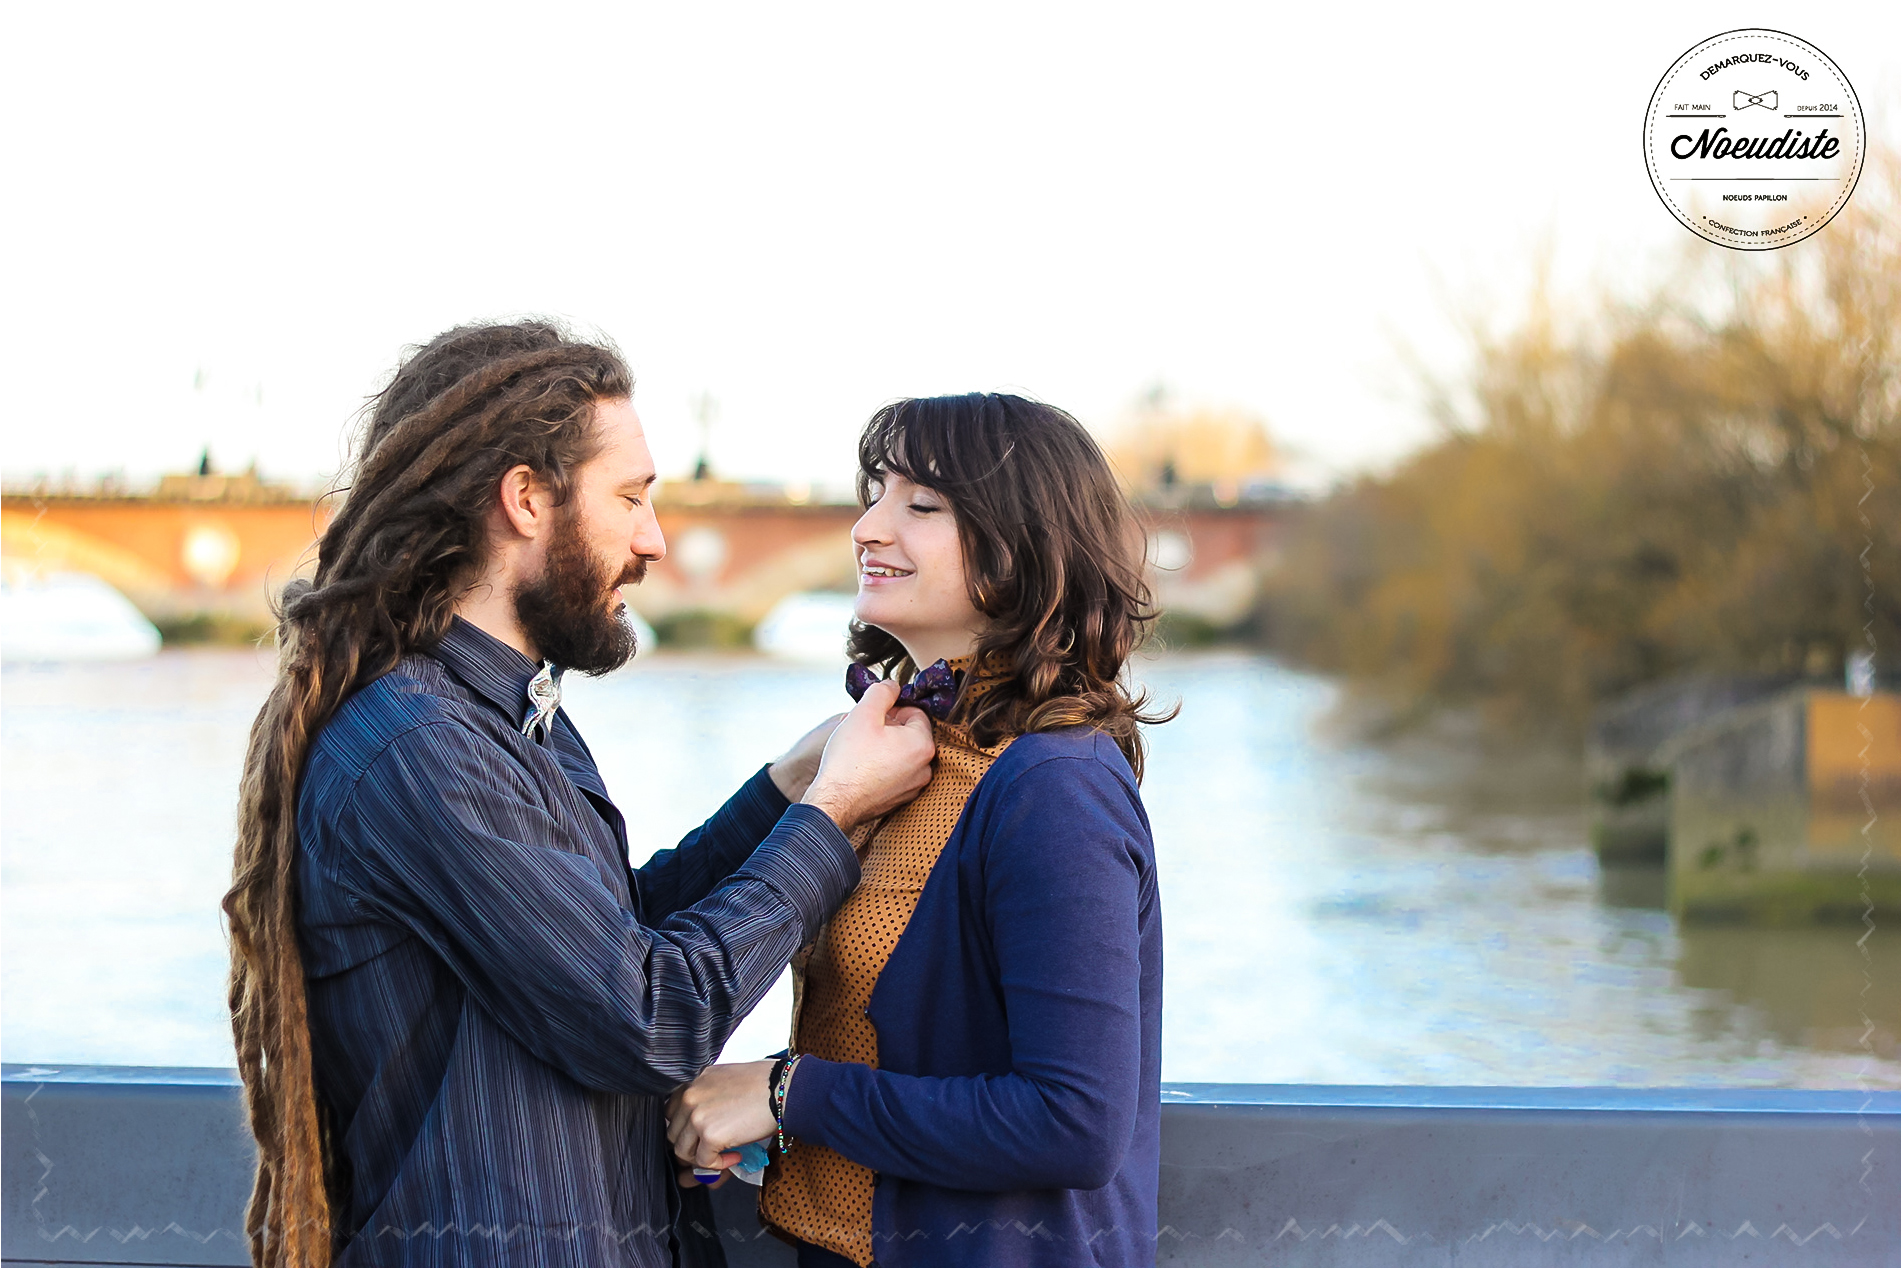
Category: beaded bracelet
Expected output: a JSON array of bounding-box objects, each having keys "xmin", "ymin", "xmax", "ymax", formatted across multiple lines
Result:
[
  {"xmin": 771, "ymin": 1054, "xmax": 802, "ymax": 1153},
  {"xmin": 765, "ymin": 1054, "xmax": 789, "ymax": 1119}
]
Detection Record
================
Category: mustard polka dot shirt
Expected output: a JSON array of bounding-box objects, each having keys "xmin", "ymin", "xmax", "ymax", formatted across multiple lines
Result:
[{"xmin": 760, "ymin": 664, "xmax": 1012, "ymax": 1267}]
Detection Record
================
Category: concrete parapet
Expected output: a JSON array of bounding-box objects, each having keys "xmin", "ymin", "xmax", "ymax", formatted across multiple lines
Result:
[
  {"xmin": 1665, "ymin": 689, "xmax": 1900, "ymax": 922},
  {"xmin": 4, "ymin": 1066, "xmax": 1895, "ymax": 1268}
]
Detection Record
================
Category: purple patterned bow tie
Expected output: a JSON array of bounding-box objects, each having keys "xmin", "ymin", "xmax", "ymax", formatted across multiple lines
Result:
[{"xmin": 845, "ymin": 659, "xmax": 962, "ymax": 720}]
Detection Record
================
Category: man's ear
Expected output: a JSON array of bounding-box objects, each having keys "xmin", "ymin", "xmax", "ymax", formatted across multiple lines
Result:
[{"xmin": 496, "ymin": 464, "xmax": 553, "ymax": 542}]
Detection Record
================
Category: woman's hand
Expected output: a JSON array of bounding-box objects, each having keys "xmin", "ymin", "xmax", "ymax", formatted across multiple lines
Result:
[
  {"xmin": 666, "ymin": 1060, "xmax": 778, "ymax": 1170},
  {"xmin": 768, "ymin": 714, "xmax": 847, "ymax": 802}
]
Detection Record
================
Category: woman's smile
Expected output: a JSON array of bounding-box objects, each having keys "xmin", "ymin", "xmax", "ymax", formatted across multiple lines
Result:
[{"xmin": 858, "ymin": 557, "xmax": 914, "ymax": 585}]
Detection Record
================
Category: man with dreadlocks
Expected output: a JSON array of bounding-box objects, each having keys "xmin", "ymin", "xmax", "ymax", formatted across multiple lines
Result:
[{"xmin": 223, "ymin": 322, "xmax": 935, "ymax": 1268}]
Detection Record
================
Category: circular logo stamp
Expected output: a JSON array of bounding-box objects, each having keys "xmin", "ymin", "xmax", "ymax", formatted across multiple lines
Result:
[{"xmin": 1644, "ymin": 29, "xmax": 1864, "ymax": 251}]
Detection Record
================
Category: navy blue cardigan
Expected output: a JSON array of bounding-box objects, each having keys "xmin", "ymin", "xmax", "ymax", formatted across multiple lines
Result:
[{"xmin": 782, "ymin": 728, "xmax": 1163, "ymax": 1267}]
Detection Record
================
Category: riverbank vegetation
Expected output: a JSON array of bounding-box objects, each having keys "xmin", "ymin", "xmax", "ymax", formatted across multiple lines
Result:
[{"xmin": 1261, "ymin": 158, "xmax": 1899, "ymax": 735}]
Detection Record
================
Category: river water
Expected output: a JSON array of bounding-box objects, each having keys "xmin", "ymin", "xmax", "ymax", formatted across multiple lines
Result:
[{"xmin": 3, "ymin": 647, "xmax": 1895, "ymax": 1087}]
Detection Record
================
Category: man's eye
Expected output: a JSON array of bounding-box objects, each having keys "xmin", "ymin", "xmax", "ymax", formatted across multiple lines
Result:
[{"xmin": 625, "ymin": 496, "xmax": 643, "ymax": 508}]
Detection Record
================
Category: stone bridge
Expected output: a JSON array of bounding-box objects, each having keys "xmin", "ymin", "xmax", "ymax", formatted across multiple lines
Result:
[
  {"xmin": 0, "ymin": 478, "xmax": 1290, "ymax": 635},
  {"xmin": 1, "ymin": 478, "xmax": 331, "ymax": 630}
]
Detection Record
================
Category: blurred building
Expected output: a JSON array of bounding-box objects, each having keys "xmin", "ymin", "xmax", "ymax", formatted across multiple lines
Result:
[
  {"xmin": 1105, "ymin": 398, "xmax": 1296, "ymax": 508},
  {"xmin": 1103, "ymin": 398, "xmax": 1302, "ymax": 633}
]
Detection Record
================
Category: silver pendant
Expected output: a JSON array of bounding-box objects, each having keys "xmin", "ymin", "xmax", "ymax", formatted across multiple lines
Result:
[{"xmin": 523, "ymin": 660, "xmax": 563, "ymax": 741}]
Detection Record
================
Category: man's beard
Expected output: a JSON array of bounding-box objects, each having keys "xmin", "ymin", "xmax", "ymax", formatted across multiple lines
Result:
[{"xmin": 512, "ymin": 508, "xmax": 648, "ymax": 676}]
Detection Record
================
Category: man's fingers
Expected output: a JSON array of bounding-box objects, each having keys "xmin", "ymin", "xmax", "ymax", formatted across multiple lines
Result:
[
  {"xmin": 886, "ymin": 703, "xmax": 934, "ymax": 746},
  {"xmin": 858, "ymin": 679, "xmax": 901, "ymax": 713},
  {"xmin": 888, "ymin": 703, "xmax": 930, "ymax": 730}
]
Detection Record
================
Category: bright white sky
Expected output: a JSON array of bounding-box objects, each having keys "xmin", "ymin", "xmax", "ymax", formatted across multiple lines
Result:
[{"xmin": 1, "ymin": 3, "xmax": 1895, "ymax": 491}]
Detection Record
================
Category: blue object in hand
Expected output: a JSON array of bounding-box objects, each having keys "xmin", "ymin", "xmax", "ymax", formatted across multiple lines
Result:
[
  {"xmin": 692, "ymin": 1139, "xmax": 773, "ymax": 1185},
  {"xmin": 732, "ymin": 1140, "xmax": 771, "ymax": 1174}
]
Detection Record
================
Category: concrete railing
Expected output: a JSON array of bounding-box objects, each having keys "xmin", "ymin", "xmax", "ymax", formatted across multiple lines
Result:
[{"xmin": 3, "ymin": 1065, "xmax": 1895, "ymax": 1267}]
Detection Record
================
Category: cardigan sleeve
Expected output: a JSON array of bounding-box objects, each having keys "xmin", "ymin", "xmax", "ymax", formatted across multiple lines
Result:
[{"xmin": 781, "ymin": 745, "xmax": 1149, "ymax": 1192}]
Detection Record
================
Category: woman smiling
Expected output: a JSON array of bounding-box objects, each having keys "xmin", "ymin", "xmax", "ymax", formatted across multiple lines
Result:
[{"xmin": 669, "ymin": 393, "xmax": 1170, "ymax": 1267}]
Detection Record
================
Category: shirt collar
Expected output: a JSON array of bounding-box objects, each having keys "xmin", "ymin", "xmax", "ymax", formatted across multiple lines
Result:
[
  {"xmin": 432, "ymin": 616, "xmax": 543, "ymax": 727},
  {"xmin": 944, "ymin": 653, "xmax": 1007, "ymax": 705}
]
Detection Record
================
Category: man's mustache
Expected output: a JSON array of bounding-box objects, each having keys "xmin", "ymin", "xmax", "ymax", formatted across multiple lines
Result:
[{"xmin": 614, "ymin": 558, "xmax": 649, "ymax": 589}]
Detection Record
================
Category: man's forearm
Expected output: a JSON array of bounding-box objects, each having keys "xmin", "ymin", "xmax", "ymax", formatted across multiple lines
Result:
[{"xmin": 632, "ymin": 764, "xmax": 790, "ymax": 919}]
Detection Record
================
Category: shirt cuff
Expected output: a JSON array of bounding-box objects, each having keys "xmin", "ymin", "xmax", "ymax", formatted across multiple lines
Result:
[{"xmin": 731, "ymin": 803, "xmax": 859, "ymax": 934}]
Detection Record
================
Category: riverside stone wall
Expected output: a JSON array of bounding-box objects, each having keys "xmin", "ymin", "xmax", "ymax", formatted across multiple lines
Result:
[
  {"xmin": 1586, "ymin": 675, "xmax": 1798, "ymax": 863},
  {"xmin": 1665, "ymin": 689, "xmax": 1900, "ymax": 921}
]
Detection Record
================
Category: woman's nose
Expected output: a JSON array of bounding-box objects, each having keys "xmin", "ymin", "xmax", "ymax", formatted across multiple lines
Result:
[{"xmin": 851, "ymin": 505, "xmax": 889, "ymax": 547}]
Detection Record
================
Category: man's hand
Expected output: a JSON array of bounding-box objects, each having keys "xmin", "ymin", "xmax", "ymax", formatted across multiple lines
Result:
[
  {"xmin": 767, "ymin": 713, "xmax": 846, "ymax": 802},
  {"xmin": 800, "ymin": 681, "xmax": 935, "ymax": 829},
  {"xmin": 666, "ymin": 1060, "xmax": 777, "ymax": 1171}
]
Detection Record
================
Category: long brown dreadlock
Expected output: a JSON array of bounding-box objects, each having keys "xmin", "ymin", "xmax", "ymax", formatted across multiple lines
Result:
[{"xmin": 221, "ymin": 321, "xmax": 632, "ymax": 1266}]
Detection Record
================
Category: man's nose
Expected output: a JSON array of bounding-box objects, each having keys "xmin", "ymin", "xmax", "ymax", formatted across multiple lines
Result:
[{"xmin": 634, "ymin": 509, "xmax": 666, "ymax": 563}]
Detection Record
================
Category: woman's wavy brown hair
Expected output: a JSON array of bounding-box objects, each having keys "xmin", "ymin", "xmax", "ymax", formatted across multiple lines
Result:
[
  {"xmin": 221, "ymin": 321, "xmax": 631, "ymax": 1266},
  {"xmin": 845, "ymin": 393, "xmax": 1173, "ymax": 779}
]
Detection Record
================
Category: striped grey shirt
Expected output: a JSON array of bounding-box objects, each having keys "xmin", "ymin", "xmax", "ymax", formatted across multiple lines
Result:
[{"xmin": 295, "ymin": 617, "xmax": 857, "ymax": 1266}]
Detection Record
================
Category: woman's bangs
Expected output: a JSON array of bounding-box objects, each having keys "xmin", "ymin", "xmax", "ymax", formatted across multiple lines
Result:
[{"xmin": 857, "ymin": 401, "xmax": 960, "ymax": 499}]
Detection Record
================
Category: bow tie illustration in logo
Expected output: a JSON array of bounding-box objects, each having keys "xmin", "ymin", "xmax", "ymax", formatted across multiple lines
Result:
[{"xmin": 1733, "ymin": 89, "xmax": 1778, "ymax": 111}]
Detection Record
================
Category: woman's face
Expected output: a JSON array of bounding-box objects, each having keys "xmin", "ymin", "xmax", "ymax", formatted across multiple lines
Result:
[{"xmin": 851, "ymin": 471, "xmax": 987, "ymax": 667}]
